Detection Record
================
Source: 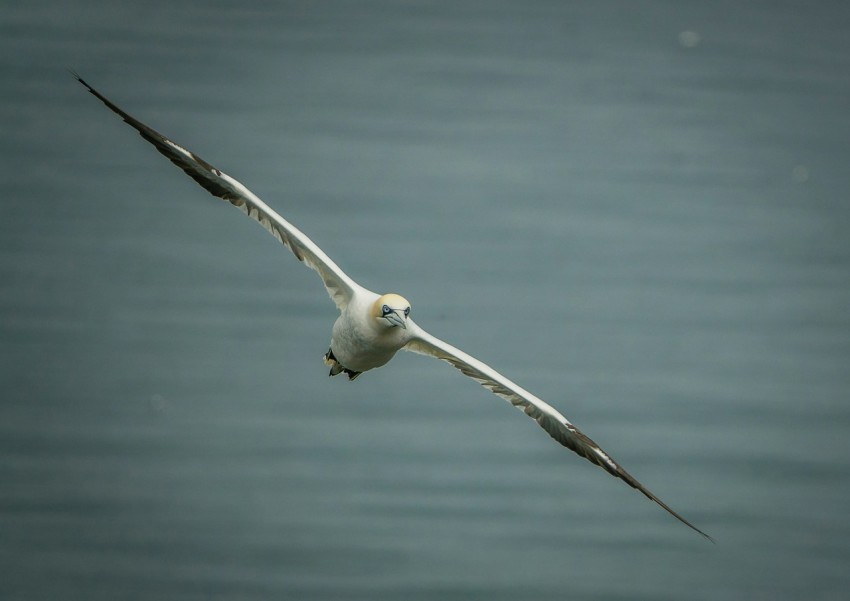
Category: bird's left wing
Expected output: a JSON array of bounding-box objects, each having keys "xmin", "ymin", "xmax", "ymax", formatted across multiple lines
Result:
[
  {"xmin": 404, "ymin": 325, "xmax": 713, "ymax": 541},
  {"xmin": 75, "ymin": 74, "xmax": 361, "ymax": 311}
]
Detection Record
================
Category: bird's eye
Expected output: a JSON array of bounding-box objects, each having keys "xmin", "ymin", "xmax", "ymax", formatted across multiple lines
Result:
[
  {"xmin": 382, "ymin": 304, "xmax": 391, "ymax": 315},
  {"xmin": 404, "ymin": 307, "xmax": 410, "ymax": 317}
]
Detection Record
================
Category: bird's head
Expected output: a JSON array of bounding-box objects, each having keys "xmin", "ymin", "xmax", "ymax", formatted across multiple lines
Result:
[{"xmin": 371, "ymin": 293, "xmax": 411, "ymax": 330}]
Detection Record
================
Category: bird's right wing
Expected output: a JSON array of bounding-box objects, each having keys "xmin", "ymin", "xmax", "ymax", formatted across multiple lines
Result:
[
  {"xmin": 75, "ymin": 74, "xmax": 362, "ymax": 311},
  {"xmin": 404, "ymin": 325, "xmax": 713, "ymax": 541}
]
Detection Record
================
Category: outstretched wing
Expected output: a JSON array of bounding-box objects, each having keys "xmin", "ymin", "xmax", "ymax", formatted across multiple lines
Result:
[
  {"xmin": 404, "ymin": 325, "xmax": 713, "ymax": 541},
  {"xmin": 75, "ymin": 74, "xmax": 362, "ymax": 311}
]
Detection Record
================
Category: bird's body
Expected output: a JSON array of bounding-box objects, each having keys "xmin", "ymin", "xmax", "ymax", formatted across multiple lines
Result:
[
  {"xmin": 328, "ymin": 292, "xmax": 412, "ymax": 377},
  {"xmin": 75, "ymin": 74, "xmax": 712, "ymax": 541}
]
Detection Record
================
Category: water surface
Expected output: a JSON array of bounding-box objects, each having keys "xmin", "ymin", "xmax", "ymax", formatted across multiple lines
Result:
[{"xmin": 2, "ymin": 2, "xmax": 849, "ymax": 600}]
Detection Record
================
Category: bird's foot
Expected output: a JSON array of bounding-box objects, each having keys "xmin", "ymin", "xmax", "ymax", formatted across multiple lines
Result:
[{"xmin": 323, "ymin": 349, "xmax": 361, "ymax": 381}]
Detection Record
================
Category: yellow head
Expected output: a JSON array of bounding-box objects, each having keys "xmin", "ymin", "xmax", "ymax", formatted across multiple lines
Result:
[{"xmin": 371, "ymin": 293, "xmax": 411, "ymax": 329}]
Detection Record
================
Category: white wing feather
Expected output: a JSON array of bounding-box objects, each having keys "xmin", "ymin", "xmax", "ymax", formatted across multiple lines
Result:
[
  {"xmin": 75, "ymin": 75, "xmax": 361, "ymax": 311},
  {"xmin": 405, "ymin": 325, "xmax": 713, "ymax": 541}
]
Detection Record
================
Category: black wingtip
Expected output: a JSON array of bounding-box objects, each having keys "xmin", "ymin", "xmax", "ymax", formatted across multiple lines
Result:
[
  {"xmin": 698, "ymin": 525, "xmax": 717, "ymax": 544},
  {"xmin": 68, "ymin": 68, "xmax": 86, "ymax": 87},
  {"xmin": 637, "ymin": 484, "xmax": 715, "ymax": 543}
]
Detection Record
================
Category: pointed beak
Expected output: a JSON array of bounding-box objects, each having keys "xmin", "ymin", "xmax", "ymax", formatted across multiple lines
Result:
[{"xmin": 384, "ymin": 310, "xmax": 407, "ymax": 329}]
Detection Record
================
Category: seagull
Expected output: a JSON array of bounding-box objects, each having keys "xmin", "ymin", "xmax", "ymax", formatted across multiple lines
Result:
[{"xmin": 75, "ymin": 74, "xmax": 712, "ymax": 541}]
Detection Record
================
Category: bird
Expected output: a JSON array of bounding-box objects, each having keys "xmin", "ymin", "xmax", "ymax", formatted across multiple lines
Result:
[{"xmin": 75, "ymin": 74, "xmax": 712, "ymax": 542}]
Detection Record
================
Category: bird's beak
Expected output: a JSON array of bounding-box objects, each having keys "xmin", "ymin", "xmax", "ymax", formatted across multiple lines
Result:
[{"xmin": 384, "ymin": 310, "xmax": 407, "ymax": 329}]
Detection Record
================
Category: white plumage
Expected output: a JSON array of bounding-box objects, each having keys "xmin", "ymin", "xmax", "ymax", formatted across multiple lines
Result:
[{"xmin": 76, "ymin": 74, "xmax": 712, "ymax": 541}]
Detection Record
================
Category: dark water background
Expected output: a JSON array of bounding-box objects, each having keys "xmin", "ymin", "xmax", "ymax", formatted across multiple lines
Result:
[{"xmin": 2, "ymin": 2, "xmax": 849, "ymax": 599}]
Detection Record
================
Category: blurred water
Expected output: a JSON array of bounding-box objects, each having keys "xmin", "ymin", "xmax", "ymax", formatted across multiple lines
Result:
[{"xmin": 2, "ymin": 1, "xmax": 850, "ymax": 600}]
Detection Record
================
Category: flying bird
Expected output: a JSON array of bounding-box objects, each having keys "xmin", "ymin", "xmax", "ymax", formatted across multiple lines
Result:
[{"xmin": 75, "ymin": 74, "xmax": 712, "ymax": 541}]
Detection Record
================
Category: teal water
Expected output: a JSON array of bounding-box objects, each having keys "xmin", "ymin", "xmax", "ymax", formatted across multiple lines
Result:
[{"xmin": 2, "ymin": 2, "xmax": 849, "ymax": 599}]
